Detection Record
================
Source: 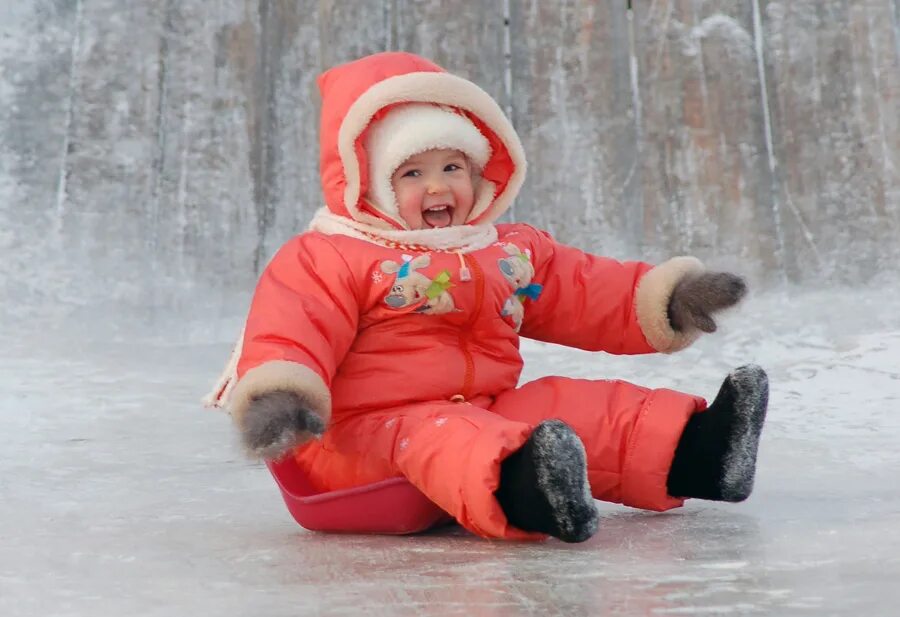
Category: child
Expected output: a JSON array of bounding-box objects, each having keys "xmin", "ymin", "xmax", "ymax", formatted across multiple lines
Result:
[{"xmin": 205, "ymin": 52, "xmax": 768, "ymax": 543}]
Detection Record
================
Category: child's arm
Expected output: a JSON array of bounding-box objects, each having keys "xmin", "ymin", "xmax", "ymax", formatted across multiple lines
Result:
[
  {"xmin": 517, "ymin": 225, "xmax": 743, "ymax": 355},
  {"xmin": 228, "ymin": 233, "xmax": 360, "ymax": 456}
]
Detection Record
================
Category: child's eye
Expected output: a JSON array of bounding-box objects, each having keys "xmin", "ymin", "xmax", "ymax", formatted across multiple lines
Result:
[
  {"xmin": 444, "ymin": 164, "xmax": 462, "ymax": 172},
  {"xmin": 402, "ymin": 169, "xmax": 421, "ymax": 178}
]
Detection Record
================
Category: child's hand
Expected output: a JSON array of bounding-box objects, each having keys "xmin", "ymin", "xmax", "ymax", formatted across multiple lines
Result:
[
  {"xmin": 667, "ymin": 272, "xmax": 747, "ymax": 333},
  {"xmin": 238, "ymin": 390, "xmax": 326, "ymax": 460}
]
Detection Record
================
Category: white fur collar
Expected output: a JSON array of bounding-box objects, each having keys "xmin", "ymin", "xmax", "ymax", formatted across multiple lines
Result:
[{"xmin": 308, "ymin": 208, "xmax": 498, "ymax": 253}]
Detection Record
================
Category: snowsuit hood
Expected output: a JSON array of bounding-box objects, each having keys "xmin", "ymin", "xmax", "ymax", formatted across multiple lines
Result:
[{"xmin": 316, "ymin": 52, "xmax": 527, "ymax": 230}]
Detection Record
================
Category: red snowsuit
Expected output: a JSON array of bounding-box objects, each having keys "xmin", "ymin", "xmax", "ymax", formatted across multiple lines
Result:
[{"xmin": 227, "ymin": 52, "xmax": 708, "ymax": 540}]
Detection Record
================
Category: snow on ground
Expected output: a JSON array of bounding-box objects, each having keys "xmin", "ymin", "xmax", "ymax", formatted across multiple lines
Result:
[{"xmin": 2, "ymin": 284, "xmax": 899, "ymax": 616}]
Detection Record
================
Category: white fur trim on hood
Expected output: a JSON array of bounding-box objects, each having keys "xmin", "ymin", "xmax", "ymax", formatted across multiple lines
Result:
[{"xmin": 364, "ymin": 103, "xmax": 491, "ymax": 224}]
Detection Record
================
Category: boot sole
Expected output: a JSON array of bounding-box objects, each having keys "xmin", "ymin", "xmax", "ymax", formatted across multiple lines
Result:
[
  {"xmin": 720, "ymin": 365, "xmax": 769, "ymax": 502},
  {"xmin": 531, "ymin": 420, "xmax": 600, "ymax": 542}
]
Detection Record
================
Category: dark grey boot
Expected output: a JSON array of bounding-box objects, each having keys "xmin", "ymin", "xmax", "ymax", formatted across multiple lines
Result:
[
  {"xmin": 495, "ymin": 420, "xmax": 599, "ymax": 543},
  {"xmin": 667, "ymin": 365, "xmax": 769, "ymax": 502}
]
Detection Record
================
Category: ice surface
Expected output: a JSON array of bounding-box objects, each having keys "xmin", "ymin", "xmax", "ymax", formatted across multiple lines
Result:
[{"xmin": 2, "ymin": 285, "xmax": 900, "ymax": 616}]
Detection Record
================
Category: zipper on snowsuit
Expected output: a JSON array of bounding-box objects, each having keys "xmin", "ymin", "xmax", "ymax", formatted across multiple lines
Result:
[{"xmin": 458, "ymin": 254, "xmax": 484, "ymax": 400}]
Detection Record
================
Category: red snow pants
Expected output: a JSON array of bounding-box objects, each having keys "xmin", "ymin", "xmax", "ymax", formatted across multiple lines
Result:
[{"xmin": 294, "ymin": 376, "xmax": 706, "ymax": 540}]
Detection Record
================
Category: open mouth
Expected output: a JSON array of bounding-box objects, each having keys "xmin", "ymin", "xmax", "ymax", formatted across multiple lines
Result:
[{"xmin": 422, "ymin": 204, "xmax": 454, "ymax": 229}]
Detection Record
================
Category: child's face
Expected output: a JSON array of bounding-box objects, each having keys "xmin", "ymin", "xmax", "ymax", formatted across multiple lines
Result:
[{"xmin": 390, "ymin": 149, "xmax": 476, "ymax": 230}]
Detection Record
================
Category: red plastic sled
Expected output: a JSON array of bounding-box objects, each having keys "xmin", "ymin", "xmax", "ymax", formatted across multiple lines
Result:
[{"xmin": 267, "ymin": 455, "xmax": 453, "ymax": 534}]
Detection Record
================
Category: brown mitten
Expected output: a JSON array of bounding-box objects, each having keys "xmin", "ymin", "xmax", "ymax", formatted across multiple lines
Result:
[
  {"xmin": 238, "ymin": 390, "xmax": 326, "ymax": 460},
  {"xmin": 667, "ymin": 272, "xmax": 747, "ymax": 333}
]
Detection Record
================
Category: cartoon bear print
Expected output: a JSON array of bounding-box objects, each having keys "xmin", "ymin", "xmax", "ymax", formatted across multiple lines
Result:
[
  {"xmin": 497, "ymin": 243, "xmax": 542, "ymax": 331},
  {"xmin": 497, "ymin": 244, "xmax": 535, "ymax": 289},
  {"xmin": 379, "ymin": 254, "xmax": 457, "ymax": 315}
]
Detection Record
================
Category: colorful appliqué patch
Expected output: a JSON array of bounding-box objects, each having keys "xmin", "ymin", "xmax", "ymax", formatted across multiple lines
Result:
[
  {"xmin": 497, "ymin": 243, "xmax": 542, "ymax": 331},
  {"xmin": 378, "ymin": 254, "xmax": 457, "ymax": 315}
]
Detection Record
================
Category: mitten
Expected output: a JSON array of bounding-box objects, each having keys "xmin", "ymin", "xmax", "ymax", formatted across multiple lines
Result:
[
  {"xmin": 667, "ymin": 271, "xmax": 747, "ymax": 333},
  {"xmin": 237, "ymin": 390, "xmax": 326, "ymax": 460}
]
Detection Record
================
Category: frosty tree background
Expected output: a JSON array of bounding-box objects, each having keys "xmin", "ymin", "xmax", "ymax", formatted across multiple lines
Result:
[{"xmin": 1, "ymin": 0, "xmax": 897, "ymax": 329}]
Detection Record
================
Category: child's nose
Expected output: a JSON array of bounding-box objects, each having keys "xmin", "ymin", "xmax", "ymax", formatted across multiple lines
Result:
[{"xmin": 426, "ymin": 177, "xmax": 448, "ymax": 194}]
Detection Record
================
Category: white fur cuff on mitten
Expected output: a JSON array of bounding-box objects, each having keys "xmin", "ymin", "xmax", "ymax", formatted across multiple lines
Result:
[
  {"xmin": 227, "ymin": 360, "xmax": 332, "ymax": 428},
  {"xmin": 634, "ymin": 256, "xmax": 705, "ymax": 353}
]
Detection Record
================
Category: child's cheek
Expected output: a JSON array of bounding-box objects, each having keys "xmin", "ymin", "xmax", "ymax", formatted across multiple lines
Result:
[
  {"xmin": 454, "ymin": 179, "xmax": 475, "ymax": 213},
  {"xmin": 397, "ymin": 188, "xmax": 424, "ymax": 228}
]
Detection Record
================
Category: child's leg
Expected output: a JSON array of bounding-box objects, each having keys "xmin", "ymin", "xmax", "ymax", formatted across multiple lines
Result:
[
  {"xmin": 490, "ymin": 368, "xmax": 769, "ymax": 511},
  {"xmin": 306, "ymin": 400, "xmax": 545, "ymax": 540},
  {"xmin": 489, "ymin": 376, "xmax": 706, "ymax": 512}
]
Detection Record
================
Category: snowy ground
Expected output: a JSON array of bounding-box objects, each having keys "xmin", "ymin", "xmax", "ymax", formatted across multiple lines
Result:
[{"xmin": 2, "ymin": 284, "xmax": 900, "ymax": 616}]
